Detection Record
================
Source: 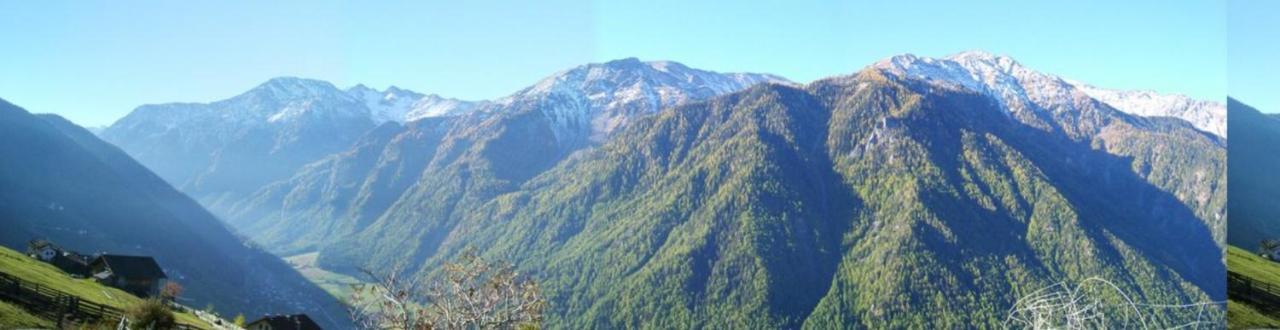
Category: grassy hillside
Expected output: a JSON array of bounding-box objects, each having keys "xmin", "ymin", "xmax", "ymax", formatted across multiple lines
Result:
[
  {"xmin": 1230, "ymin": 301, "xmax": 1280, "ymax": 330},
  {"xmin": 1227, "ymin": 245, "xmax": 1280, "ymax": 329},
  {"xmin": 0, "ymin": 246, "xmax": 210, "ymax": 328},
  {"xmin": 0, "ymin": 300, "xmax": 51, "ymax": 328},
  {"xmin": 1229, "ymin": 245, "xmax": 1280, "ymax": 285}
]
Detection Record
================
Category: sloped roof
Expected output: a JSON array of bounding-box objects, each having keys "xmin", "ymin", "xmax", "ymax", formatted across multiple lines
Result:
[
  {"xmin": 52, "ymin": 253, "xmax": 89, "ymax": 267},
  {"xmin": 247, "ymin": 314, "xmax": 322, "ymax": 330},
  {"xmin": 28, "ymin": 239, "xmax": 55, "ymax": 250},
  {"xmin": 91, "ymin": 254, "xmax": 167, "ymax": 279}
]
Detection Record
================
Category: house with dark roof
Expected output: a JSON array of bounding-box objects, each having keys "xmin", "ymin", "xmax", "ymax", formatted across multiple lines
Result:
[
  {"xmin": 246, "ymin": 314, "xmax": 322, "ymax": 330},
  {"xmin": 89, "ymin": 254, "xmax": 168, "ymax": 298},
  {"xmin": 51, "ymin": 251, "xmax": 92, "ymax": 277},
  {"xmin": 26, "ymin": 239, "xmax": 93, "ymax": 277}
]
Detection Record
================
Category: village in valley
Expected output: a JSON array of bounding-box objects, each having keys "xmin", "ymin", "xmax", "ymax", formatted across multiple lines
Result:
[{"xmin": 0, "ymin": 239, "xmax": 322, "ymax": 329}]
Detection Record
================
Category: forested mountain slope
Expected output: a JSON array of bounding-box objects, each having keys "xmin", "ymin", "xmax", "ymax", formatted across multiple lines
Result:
[{"xmin": 322, "ymin": 66, "xmax": 1223, "ymax": 327}]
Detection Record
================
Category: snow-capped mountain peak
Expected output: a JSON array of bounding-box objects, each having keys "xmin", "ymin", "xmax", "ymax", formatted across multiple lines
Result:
[
  {"xmin": 873, "ymin": 51, "xmax": 1055, "ymax": 111},
  {"xmin": 252, "ymin": 77, "xmax": 345, "ymax": 101},
  {"xmin": 514, "ymin": 58, "xmax": 792, "ymax": 103},
  {"xmin": 114, "ymin": 76, "xmax": 478, "ymax": 133},
  {"xmin": 947, "ymin": 50, "xmax": 1020, "ymax": 70},
  {"xmin": 347, "ymin": 84, "xmax": 420, "ymax": 124},
  {"xmin": 501, "ymin": 58, "xmax": 793, "ymax": 146},
  {"xmin": 873, "ymin": 51, "xmax": 1224, "ymax": 137}
]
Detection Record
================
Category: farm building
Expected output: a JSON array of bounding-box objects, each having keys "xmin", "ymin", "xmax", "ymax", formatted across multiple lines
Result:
[
  {"xmin": 247, "ymin": 314, "xmax": 323, "ymax": 330},
  {"xmin": 89, "ymin": 254, "xmax": 167, "ymax": 298},
  {"xmin": 26, "ymin": 239, "xmax": 93, "ymax": 277}
]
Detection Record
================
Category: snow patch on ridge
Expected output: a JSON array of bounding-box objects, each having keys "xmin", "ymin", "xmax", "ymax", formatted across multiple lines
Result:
[
  {"xmin": 1069, "ymin": 82, "xmax": 1225, "ymax": 137},
  {"xmin": 874, "ymin": 51, "xmax": 1225, "ymax": 137},
  {"xmin": 501, "ymin": 58, "xmax": 794, "ymax": 146},
  {"xmin": 346, "ymin": 85, "xmax": 479, "ymax": 124}
]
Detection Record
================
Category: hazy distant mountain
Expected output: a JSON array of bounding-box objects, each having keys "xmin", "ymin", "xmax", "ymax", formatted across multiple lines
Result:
[
  {"xmin": 224, "ymin": 119, "xmax": 454, "ymax": 254},
  {"xmin": 84, "ymin": 124, "xmax": 108, "ymax": 135},
  {"xmin": 0, "ymin": 98, "xmax": 350, "ymax": 328},
  {"xmin": 99, "ymin": 78, "xmax": 480, "ymax": 214},
  {"xmin": 100, "ymin": 77, "xmax": 377, "ymax": 211},
  {"xmin": 1227, "ymin": 98, "xmax": 1280, "ymax": 251}
]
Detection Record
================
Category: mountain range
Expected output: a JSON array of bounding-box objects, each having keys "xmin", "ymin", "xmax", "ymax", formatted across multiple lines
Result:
[
  {"xmin": 93, "ymin": 51, "xmax": 1225, "ymax": 327},
  {"xmin": 102, "ymin": 58, "xmax": 790, "ymax": 255},
  {"xmin": 0, "ymin": 99, "xmax": 350, "ymax": 329}
]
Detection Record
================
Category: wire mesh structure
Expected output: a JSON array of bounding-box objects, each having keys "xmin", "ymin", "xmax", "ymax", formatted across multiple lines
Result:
[{"xmin": 1003, "ymin": 277, "xmax": 1224, "ymax": 329}]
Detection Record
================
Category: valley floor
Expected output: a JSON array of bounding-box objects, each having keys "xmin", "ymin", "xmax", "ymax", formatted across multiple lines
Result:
[{"xmin": 284, "ymin": 252, "xmax": 366, "ymax": 301}]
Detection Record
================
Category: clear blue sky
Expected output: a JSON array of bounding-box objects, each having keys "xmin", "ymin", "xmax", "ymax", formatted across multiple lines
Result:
[
  {"xmin": 1229, "ymin": 0, "xmax": 1280, "ymax": 113},
  {"xmin": 1, "ymin": 1, "xmax": 1226, "ymax": 126}
]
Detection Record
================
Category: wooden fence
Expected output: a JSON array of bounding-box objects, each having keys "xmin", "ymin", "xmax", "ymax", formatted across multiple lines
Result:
[
  {"xmin": 0, "ymin": 271, "xmax": 200, "ymax": 329},
  {"xmin": 1228, "ymin": 270, "xmax": 1280, "ymax": 308}
]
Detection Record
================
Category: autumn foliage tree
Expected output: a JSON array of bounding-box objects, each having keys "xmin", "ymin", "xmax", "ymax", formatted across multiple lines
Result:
[
  {"xmin": 161, "ymin": 281, "xmax": 184, "ymax": 301},
  {"xmin": 347, "ymin": 252, "xmax": 546, "ymax": 329}
]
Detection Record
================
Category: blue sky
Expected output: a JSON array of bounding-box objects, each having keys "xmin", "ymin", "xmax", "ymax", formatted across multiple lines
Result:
[
  {"xmin": 1, "ymin": 1, "xmax": 1226, "ymax": 126},
  {"xmin": 1229, "ymin": 0, "xmax": 1280, "ymax": 113}
]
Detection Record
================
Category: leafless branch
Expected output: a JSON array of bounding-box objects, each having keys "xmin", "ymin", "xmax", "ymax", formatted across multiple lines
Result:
[{"xmin": 347, "ymin": 252, "xmax": 545, "ymax": 330}]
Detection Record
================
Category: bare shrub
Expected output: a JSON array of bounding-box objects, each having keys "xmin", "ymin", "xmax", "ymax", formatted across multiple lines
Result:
[
  {"xmin": 125, "ymin": 298, "xmax": 176, "ymax": 329},
  {"xmin": 347, "ymin": 252, "xmax": 546, "ymax": 329}
]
